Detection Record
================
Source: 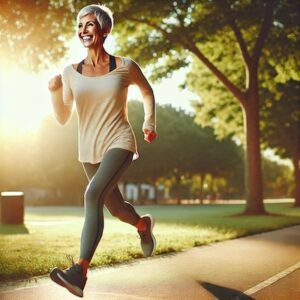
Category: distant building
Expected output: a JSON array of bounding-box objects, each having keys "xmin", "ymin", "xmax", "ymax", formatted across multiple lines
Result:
[{"xmin": 119, "ymin": 183, "xmax": 168, "ymax": 203}]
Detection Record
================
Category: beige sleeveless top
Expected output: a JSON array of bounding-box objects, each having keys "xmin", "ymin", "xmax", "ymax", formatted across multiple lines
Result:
[{"xmin": 62, "ymin": 56, "xmax": 156, "ymax": 164}]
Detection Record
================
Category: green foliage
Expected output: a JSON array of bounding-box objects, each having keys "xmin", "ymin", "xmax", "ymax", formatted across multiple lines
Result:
[
  {"xmin": 265, "ymin": 0, "xmax": 300, "ymax": 83},
  {"xmin": 182, "ymin": 1, "xmax": 299, "ymax": 166},
  {"xmin": 126, "ymin": 101, "xmax": 244, "ymax": 194},
  {"xmin": 260, "ymin": 80, "xmax": 300, "ymax": 160},
  {"xmin": 188, "ymin": 55, "xmax": 245, "ymax": 140},
  {"xmin": 262, "ymin": 158, "xmax": 294, "ymax": 198}
]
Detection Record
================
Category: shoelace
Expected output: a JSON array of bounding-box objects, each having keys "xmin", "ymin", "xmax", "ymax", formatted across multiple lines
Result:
[
  {"xmin": 66, "ymin": 254, "xmax": 75, "ymax": 266},
  {"xmin": 65, "ymin": 254, "xmax": 81, "ymax": 275}
]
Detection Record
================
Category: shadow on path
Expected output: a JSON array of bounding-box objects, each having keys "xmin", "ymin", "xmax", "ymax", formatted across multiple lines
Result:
[
  {"xmin": 0, "ymin": 224, "xmax": 29, "ymax": 235},
  {"xmin": 198, "ymin": 281, "xmax": 254, "ymax": 300}
]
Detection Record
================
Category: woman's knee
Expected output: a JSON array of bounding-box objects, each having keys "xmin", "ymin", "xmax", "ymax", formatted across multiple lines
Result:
[{"xmin": 84, "ymin": 185, "xmax": 102, "ymax": 205}]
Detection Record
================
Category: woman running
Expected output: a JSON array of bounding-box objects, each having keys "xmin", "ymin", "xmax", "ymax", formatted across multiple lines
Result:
[{"xmin": 48, "ymin": 4, "xmax": 157, "ymax": 298}]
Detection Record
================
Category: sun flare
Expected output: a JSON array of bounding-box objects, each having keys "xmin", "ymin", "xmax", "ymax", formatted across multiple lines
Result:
[{"xmin": 0, "ymin": 67, "xmax": 53, "ymax": 135}]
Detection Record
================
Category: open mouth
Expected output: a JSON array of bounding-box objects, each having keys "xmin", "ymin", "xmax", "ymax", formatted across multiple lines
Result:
[{"xmin": 81, "ymin": 35, "xmax": 93, "ymax": 42}]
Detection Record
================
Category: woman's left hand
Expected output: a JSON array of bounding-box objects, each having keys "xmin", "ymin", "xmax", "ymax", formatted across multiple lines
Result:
[{"xmin": 143, "ymin": 129, "xmax": 157, "ymax": 143}]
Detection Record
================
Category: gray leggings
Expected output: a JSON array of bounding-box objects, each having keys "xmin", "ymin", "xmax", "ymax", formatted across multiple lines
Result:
[{"xmin": 80, "ymin": 148, "xmax": 140, "ymax": 261}]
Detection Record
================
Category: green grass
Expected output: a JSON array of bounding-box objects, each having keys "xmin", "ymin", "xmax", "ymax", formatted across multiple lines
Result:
[{"xmin": 0, "ymin": 203, "xmax": 299, "ymax": 281}]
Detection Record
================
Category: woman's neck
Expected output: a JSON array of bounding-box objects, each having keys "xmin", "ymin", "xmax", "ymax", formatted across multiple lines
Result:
[{"xmin": 85, "ymin": 46, "xmax": 108, "ymax": 67}]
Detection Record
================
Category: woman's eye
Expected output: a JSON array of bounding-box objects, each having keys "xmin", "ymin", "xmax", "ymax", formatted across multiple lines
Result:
[{"xmin": 78, "ymin": 24, "xmax": 82, "ymax": 28}]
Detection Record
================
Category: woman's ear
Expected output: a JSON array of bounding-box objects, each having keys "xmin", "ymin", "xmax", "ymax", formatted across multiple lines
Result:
[{"xmin": 103, "ymin": 27, "xmax": 111, "ymax": 38}]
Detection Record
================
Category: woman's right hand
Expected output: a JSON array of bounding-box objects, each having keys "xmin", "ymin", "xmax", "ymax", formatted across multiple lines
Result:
[
  {"xmin": 48, "ymin": 75, "xmax": 62, "ymax": 92},
  {"xmin": 143, "ymin": 128, "xmax": 157, "ymax": 143}
]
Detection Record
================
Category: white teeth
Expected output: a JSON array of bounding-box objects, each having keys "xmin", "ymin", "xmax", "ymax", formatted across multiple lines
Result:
[{"xmin": 82, "ymin": 36, "xmax": 92, "ymax": 41}]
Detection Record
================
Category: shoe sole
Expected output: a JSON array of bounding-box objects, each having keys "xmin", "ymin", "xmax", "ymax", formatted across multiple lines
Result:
[
  {"xmin": 143, "ymin": 214, "xmax": 157, "ymax": 257},
  {"xmin": 49, "ymin": 268, "xmax": 64, "ymax": 288},
  {"xmin": 50, "ymin": 268, "xmax": 83, "ymax": 297},
  {"xmin": 57, "ymin": 273, "xmax": 84, "ymax": 298}
]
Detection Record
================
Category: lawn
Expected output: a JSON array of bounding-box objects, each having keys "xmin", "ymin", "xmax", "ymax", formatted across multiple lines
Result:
[{"xmin": 0, "ymin": 203, "xmax": 299, "ymax": 281}]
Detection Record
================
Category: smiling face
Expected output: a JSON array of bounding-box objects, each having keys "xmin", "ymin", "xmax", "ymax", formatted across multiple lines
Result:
[{"xmin": 77, "ymin": 14, "xmax": 107, "ymax": 48}]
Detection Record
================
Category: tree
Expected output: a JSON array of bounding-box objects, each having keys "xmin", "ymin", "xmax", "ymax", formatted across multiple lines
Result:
[
  {"xmin": 106, "ymin": 0, "xmax": 298, "ymax": 214},
  {"xmin": 185, "ymin": 10, "xmax": 299, "ymax": 206}
]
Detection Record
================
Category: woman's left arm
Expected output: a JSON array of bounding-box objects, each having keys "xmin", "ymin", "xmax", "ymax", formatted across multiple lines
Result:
[{"xmin": 129, "ymin": 59, "xmax": 157, "ymax": 143}]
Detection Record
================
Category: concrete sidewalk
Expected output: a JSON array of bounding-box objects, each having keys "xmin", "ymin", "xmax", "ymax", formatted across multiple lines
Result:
[{"xmin": 1, "ymin": 225, "xmax": 299, "ymax": 299}]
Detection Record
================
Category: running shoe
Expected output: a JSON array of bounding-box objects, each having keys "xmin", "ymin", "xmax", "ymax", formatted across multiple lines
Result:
[
  {"xmin": 50, "ymin": 255, "xmax": 87, "ymax": 298},
  {"xmin": 138, "ymin": 214, "xmax": 156, "ymax": 257}
]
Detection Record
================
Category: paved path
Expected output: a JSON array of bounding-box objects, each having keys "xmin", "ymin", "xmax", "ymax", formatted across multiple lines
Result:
[{"xmin": 1, "ymin": 225, "xmax": 299, "ymax": 300}]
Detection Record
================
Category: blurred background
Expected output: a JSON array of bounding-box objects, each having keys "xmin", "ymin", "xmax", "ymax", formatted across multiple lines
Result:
[{"xmin": 0, "ymin": 0, "xmax": 298, "ymax": 207}]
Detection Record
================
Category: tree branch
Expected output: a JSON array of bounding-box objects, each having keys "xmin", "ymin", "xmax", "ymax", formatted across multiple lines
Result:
[
  {"xmin": 171, "ymin": 2, "xmax": 186, "ymax": 29},
  {"xmin": 185, "ymin": 41, "xmax": 246, "ymax": 105},
  {"xmin": 217, "ymin": 0, "xmax": 251, "ymax": 67},
  {"xmin": 252, "ymin": 0, "xmax": 277, "ymax": 61},
  {"xmin": 127, "ymin": 16, "xmax": 173, "ymax": 41},
  {"xmin": 127, "ymin": 15, "xmax": 246, "ymax": 105}
]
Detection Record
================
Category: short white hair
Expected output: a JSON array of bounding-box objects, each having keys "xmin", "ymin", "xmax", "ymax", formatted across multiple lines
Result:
[{"xmin": 77, "ymin": 4, "xmax": 114, "ymax": 38}]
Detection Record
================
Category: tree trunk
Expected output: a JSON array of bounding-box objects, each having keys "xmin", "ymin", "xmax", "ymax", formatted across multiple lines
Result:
[
  {"xmin": 243, "ymin": 68, "xmax": 266, "ymax": 215},
  {"xmin": 189, "ymin": 47, "xmax": 267, "ymax": 214},
  {"xmin": 293, "ymin": 156, "xmax": 300, "ymax": 207}
]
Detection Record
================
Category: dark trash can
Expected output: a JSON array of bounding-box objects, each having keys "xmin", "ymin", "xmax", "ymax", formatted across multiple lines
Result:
[{"xmin": 0, "ymin": 191, "xmax": 24, "ymax": 224}]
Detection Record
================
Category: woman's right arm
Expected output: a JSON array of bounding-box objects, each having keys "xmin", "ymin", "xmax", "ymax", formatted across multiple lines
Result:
[{"xmin": 48, "ymin": 74, "xmax": 73, "ymax": 125}]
